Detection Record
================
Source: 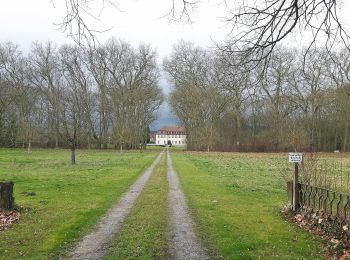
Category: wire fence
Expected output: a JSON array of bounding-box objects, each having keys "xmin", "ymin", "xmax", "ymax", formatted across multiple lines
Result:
[
  {"xmin": 285, "ymin": 154, "xmax": 350, "ymax": 238},
  {"xmin": 298, "ymin": 183, "xmax": 350, "ymax": 224},
  {"xmin": 298, "ymin": 154, "xmax": 350, "ymax": 194}
]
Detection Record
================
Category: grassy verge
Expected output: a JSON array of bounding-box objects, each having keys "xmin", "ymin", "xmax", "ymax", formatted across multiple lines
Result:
[
  {"xmin": 171, "ymin": 152, "xmax": 325, "ymax": 259},
  {"xmin": 0, "ymin": 148, "xmax": 158, "ymax": 259},
  {"xmin": 105, "ymin": 152, "xmax": 169, "ymax": 259}
]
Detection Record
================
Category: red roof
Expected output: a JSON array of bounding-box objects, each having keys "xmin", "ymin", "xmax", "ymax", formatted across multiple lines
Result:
[{"xmin": 158, "ymin": 126, "xmax": 186, "ymax": 134}]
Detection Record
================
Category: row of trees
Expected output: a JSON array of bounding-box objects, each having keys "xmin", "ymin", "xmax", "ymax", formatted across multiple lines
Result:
[
  {"xmin": 164, "ymin": 41, "xmax": 350, "ymax": 152},
  {"xmin": 0, "ymin": 39, "xmax": 163, "ymax": 162},
  {"xmin": 2, "ymin": 38, "xmax": 350, "ymax": 154}
]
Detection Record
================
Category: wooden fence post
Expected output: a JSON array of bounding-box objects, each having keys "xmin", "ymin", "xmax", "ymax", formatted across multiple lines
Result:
[
  {"xmin": 293, "ymin": 163, "xmax": 299, "ymax": 211},
  {"xmin": 0, "ymin": 181, "xmax": 14, "ymax": 209},
  {"xmin": 287, "ymin": 181, "xmax": 293, "ymax": 204}
]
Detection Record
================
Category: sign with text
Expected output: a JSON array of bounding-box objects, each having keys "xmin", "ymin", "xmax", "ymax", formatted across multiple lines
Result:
[{"xmin": 288, "ymin": 153, "xmax": 303, "ymax": 163}]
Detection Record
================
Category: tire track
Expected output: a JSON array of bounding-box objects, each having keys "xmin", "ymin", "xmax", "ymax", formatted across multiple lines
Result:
[
  {"xmin": 69, "ymin": 151, "xmax": 164, "ymax": 260},
  {"xmin": 167, "ymin": 149, "xmax": 208, "ymax": 260}
]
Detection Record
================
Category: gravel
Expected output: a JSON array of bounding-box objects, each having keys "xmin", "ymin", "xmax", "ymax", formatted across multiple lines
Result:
[
  {"xmin": 167, "ymin": 149, "xmax": 209, "ymax": 260},
  {"xmin": 68, "ymin": 151, "xmax": 163, "ymax": 260}
]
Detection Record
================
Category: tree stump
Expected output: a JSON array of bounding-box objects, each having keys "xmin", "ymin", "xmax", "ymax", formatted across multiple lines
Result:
[{"xmin": 0, "ymin": 181, "xmax": 14, "ymax": 209}]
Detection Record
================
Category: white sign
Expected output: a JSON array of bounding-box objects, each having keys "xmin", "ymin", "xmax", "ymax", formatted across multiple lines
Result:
[{"xmin": 289, "ymin": 153, "xmax": 303, "ymax": 163}]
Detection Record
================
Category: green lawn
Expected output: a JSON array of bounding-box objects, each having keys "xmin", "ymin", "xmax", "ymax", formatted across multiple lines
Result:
[
  {"xmin": 0, "ymin": 148, "xmax": 335, "ymax": 259},
  {"xmin": 106, "ymin": 152, "xmax": 169, "ymax": 259},
  {"xmin": 0, "ymin": 148, "xmax": 158, "ymax": 260},
  {"xmin": 171, "ymin": 152, "xmax": 326, "ymax": 259}
]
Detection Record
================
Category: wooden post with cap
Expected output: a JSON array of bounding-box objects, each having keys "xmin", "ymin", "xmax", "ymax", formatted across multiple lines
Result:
[{"xmin": 289, "ymin": 152, "xmax": 302, "ymax": 211}]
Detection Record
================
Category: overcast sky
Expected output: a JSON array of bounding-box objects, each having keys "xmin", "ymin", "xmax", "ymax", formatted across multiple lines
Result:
[
  {"xmin": 1, "ymin": 0, "xmax": 232, "ymax": 130},
  {"xmin": 0, "ymin": 0, "xmax": 230, "ymax": 55},
  {"xmin": 1, "ymin": 0, "xmax": 350, "ymax": 129}
]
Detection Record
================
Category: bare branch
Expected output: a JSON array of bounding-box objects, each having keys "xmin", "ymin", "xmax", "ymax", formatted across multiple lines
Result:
[
  {"xmin": 53, "ymin": 0, "xmax": 122, "ymax": 46},
  {"xmin": 221, "ymin": 0, "xmax": 349, "ymax": 71}
]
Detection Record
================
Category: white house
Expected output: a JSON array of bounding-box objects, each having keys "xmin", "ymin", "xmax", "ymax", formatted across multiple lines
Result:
[{"xmin": 156, "ymin": 126, "xmax": 187, "ymax": 146}]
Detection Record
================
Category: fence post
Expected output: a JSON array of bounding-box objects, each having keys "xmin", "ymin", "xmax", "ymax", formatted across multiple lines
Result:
[
  {"xmin": 287, "ymin": 181, "xmax": 293, "ymax": 204},
  {"xmin": 293, "ymin": 163, "xmax": 299, "ymax": 211},
  {"xmin": 0, "ymin": 181, "xmax": 14, "ymax": 209}
]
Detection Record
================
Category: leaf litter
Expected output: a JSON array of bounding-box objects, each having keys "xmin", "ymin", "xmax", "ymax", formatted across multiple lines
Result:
[{"xmin": 0, "ymin": 210, "xmax": 20, "ymax": 232}]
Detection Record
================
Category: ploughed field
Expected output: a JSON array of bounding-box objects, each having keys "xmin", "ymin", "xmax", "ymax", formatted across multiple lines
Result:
[{"xmin": 1, "ymin": 148, "xmax": 342, "ymax": 259}]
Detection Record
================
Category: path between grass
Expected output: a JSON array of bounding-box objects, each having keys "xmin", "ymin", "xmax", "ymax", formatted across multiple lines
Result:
[
  {"xmin": 167, "ymin": 150, "xmax": 209, "ymax": 260},
  {"xmin": 69, "ymin": 151, "xmax": 164, "ymax": 259},
  {"xmin": 105, "ymin": 151, "xmax": 169, "ymax": 259}
]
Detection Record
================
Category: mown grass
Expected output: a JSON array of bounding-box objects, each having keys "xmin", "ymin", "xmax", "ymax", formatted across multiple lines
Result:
[
  {"xmin": 105, "ymin": 152, "xmax": 169, "ymax": 259},
  {"xmin": 171, "ymin": 152, "xmax": 326, "ymax": 259},
  {"xmin": 0, "ymin": 148, "xmax": 158, "ymax": 259}
]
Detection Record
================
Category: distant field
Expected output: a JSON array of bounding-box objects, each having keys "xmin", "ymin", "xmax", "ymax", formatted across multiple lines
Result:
[
  {"xmin": 171, "ymin": 151, "xmax": 338, "ymax": 259},
  {"xmin": 0, "ymin": 148, "xmax": 158, "ymax": 259}
]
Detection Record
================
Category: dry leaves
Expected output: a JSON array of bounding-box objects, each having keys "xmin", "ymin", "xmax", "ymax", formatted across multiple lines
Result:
[
  {"xmin": 285, "ymin": 209, "xmax": 350, "ymax": 259},
  {"xmin": 0, "ymin": 210, "xmax": 20, "ymax": 232},
  {"xmin": 340, "ymin": 250, "xmax": 350, "ymax": 260}
]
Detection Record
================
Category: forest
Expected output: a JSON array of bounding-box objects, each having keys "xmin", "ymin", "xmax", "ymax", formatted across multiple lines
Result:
[
  {"xmin": 1, "ymin": 39, "xmax": 350, "ymax": 153},
  {"xmin": 165, "ymin": 41, "xmax": 350, "ymax": 152},
  {"xmin": 0, "ymin": 39, "xmax": 163, "ymax": 161}
]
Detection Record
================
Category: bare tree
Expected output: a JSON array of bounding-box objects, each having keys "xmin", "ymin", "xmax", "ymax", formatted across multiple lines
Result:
[
  {"xmin": 0, "ymin": 42, "xmax": 36, "ymax": 150},
  {"xmin": 28, "ymin": 42, "xmax": 63, "ymax": 148},
  {"xmin": 164, "ymin": 41, "xmax": 227, "ymax": 151},
  {"xmin": 86, "ymin": 45, "xmax": 110, "ymax": 148},
  {"xmin": 57, "ymin": 0, "xmax": 198, "ymax": 45},
  {"xmin": 289, "ymin": 47, "xmax": 331, "ymax": 151},
  {"xmin": 59, "ymin": 45, "xmax": 87, "ymax": 164},
  {"xmin": 215, "ymin": 51, "xmax": 252, "ymax": 150},
  {"xmin": 325, "ymin": 49, "xmax": 350, "ymax": 150},
  {"xmin": 259, "ymin": 46, "xmax": 297, "ymax": 150},
  {"xmin": 102, "ymin": 39, "xmax": 163, "ymax": 151},
  {"xmin": 221, "ymin": 0, "xmax": 350, "ymax": 69}
]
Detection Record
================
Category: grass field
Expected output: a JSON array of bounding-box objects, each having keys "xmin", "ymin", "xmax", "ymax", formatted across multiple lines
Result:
[
  {"xmin": 171, "ymin": 152, "xmax": 327, "ymax": 259},
  {"xmin": 1, "ymin": 148, "xmax": 344, "ymax": 259},
  {"xmin": 0, "ymin": 148, "xmax": 159, "ymax": 259}
]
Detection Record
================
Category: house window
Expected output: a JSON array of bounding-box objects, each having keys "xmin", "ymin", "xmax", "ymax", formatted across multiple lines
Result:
[{"xmin": 175, "ymin": 141, "xmax": 177, "ymax": 144}]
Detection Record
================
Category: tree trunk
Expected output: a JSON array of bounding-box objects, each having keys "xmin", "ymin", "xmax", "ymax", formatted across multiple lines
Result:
[
  {"xmin": 344, "ymin": 120, "xmax": 349, "ymax": 152},
  {"xmin": 27, "ymin": 139, "xmax": 31, "ymax": 154},
  {"xmin": 0, "ymin": 181, "xmax": 14, "ymax": 209},
  {"xmin": 71, "ymin": 146, "xmax": 76, "ymax": 165},
  {"xmin": 235, "ymin": 112, "xmax": 241, "ymax": 152},
  {"xmin": 120, "ymin": 143, "xmax": 123, "ymax": 153},
  {"xmin": 55, "ymin": 135, "xmax": 59, "ymax": 149}
]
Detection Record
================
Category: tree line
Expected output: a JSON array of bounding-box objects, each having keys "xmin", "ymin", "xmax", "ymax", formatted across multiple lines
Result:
[
  {"xmin": 164, "ymin": 41, "xmax": 350, "ymax": 152},
  {"xmin": 0, "ymin": 39, "xmax": 163, "ymax": 162},
  {"xmin": 2, "ymin": 38, "xmax": 350, "ymax": 154}
]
